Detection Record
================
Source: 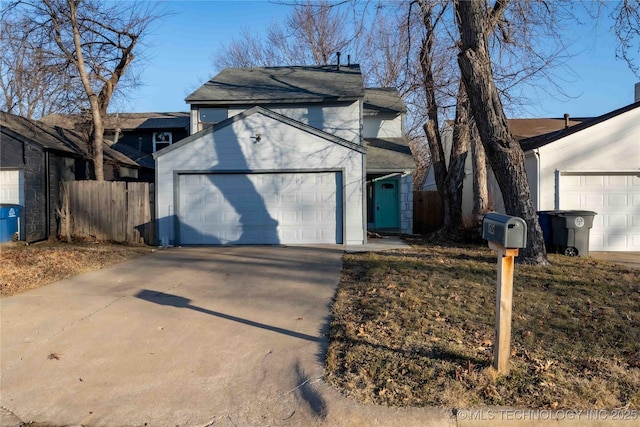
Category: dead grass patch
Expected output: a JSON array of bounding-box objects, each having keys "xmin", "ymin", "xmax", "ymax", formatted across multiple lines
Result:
[
  {"xmin": 0, "ymin": 241, "xmax": 154, "ymax": 296},
  {"xmin": 325, "ymin": 236, "xmax": 640, "ymax": 409}
]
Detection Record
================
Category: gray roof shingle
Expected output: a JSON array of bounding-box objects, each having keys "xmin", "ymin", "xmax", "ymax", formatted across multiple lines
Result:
[
  {"xmin": 364, "ymin": 137, "xmax": 415, "ymax": 172},
  {"xmin": 186, "ymin": 65, "xmax": 365, "ymax": 105},
  {"xmin": 41, "ymin": 112, "xmax": 190, "ymax": 132},
  {"xmin": 1, "ymin": 112, "xmax": 139, "ymax": 167},
  {"xmin": 363, "ymin": 88, "xmax": 406, "ymax": 114}
]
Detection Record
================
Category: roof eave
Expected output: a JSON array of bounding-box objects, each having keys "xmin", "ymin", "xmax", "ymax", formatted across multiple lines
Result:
[{"xmin": 186, "ymin": 96, "xmax": 363, "ymax": 105}]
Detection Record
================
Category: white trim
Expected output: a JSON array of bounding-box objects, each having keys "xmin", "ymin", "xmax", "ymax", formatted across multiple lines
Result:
[
  {"xmin": 560, "ymin": 170, "xmax": 640, "ymax": 175},
  {"xmin": 153, "ymin": 131, "xmax": 173, "ymax": 152}
]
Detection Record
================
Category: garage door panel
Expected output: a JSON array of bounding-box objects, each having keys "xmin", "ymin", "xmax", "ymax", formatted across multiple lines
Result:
[
  {"xmin": 560, "ymin": 173, "xmax": 640, "ymax": 251},
  {"xmin": 178, "ymin": 172, "xmax": 341, "ymax": 245}
]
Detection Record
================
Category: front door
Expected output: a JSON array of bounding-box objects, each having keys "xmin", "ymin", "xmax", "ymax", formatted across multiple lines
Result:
[{"xmin": 374, "ymin": 178, "xmax": 400, "ymax": 229}]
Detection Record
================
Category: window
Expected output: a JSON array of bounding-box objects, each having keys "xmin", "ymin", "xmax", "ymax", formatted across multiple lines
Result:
[
  {"xmin": 199, "ymin": 108, "xmax": 227, "ymax": 124},
  {"xmin": 153, "ymin": 131, "xmax": 173, "ymax": 152}
]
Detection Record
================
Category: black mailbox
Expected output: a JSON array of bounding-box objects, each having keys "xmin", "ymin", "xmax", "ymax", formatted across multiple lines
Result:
[{"xmin": 482, "ymin": 212, "xmax": 527, "ymax": 249}]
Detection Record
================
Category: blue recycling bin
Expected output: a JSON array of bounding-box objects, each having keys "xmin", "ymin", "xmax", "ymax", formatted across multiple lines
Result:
[{"xmin": 0, "ymin": 204, "xmax": 21, "ymax": 243}]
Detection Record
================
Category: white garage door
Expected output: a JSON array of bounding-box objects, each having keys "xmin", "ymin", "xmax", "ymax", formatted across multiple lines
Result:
[
  {"xmin": 560, "ymin": 173, "xmax": 640, "ymax": 251},
  {"xmin": 0, "ymin": 170, "xmax": 23, "ymax": 205},
  {"xmin": 178, "ymin": 172, "xmax": 342, "ymax": 245}
]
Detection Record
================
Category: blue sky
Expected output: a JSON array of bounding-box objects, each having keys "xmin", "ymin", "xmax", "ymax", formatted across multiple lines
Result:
[{"xmin": 122, "ymin": 0, "xmax": 639, "ymax": 119}]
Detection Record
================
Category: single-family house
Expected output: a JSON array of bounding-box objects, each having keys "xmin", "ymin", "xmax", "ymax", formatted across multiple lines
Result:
[
  {"xmin": 424, "ymin": 85, "xmax": 640, "ymax": 252},
  {"xmin": 153, "ymin": 64, "xmax": 414, "ymax": 246},
  {"xmin": 0, "ymin": 112, "xmax": 144, "ymax": 242}
]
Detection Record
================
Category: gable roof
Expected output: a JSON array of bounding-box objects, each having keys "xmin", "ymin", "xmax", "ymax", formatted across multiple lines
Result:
[
  {"xmin": 363, "ymin": 88, "xmax": 407, "ymax": 114},
  {"xmin": 364, "ymin": 138, "xmax": 414, "ymax": 172},
  {"xmin": 508, "ymin": 117, "xmax": 588, "ymax": 141},
  {"xmin": 41, "ymin": 112, "xmax": 190, "ymax": 132},
  {"xmin": 520, "ymin": 101, "xmax": 640, "ymax": 151},
  {"xmin": 154, "ymin": 106, "xmax": 366, "ymax": 158},
  {"xmin": 1, "ymin": 112, "xmax": 139, "ymax": 167},
  {"xmin": 185, "ymin": 65, "xmax": 364, "ymax": 105}
]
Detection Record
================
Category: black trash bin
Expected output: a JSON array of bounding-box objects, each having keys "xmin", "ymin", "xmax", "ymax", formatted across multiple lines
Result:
[
  {"xmin": 550, "ymin": 210, "xmax": 597, "ymax": 257},
  {"xmin": 0, "ymin": 204, "xmax": 22, "ymax": 243},
  {"xmin": 537, "ymin": 210, "xmax": 562, "ymax": 252}
]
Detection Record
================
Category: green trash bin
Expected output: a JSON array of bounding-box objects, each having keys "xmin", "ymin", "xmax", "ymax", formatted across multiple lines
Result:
[
  {"xmin": 0, "ymin": 204, "xmax": 21, "ymax": 243},
  {"xmin": 550, "ymin": 210, "xmax": 597, "ymax": 256}
]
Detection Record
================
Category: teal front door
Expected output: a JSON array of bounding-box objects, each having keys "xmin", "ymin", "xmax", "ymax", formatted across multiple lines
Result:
[{"xmin": 374, "ymin": 178, "xmax": 400, "ymax": 229}]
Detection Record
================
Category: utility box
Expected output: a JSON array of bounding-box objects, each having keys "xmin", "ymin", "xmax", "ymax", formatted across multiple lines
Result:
[
  {"xmin": 550, "ymin": 210, "xmax": 597, "ymax": 256},
  {"xmin": 0, "ymin": 204, "xmax": 21, "ymax": 243},
  {"xmin": 482, "ymin": 212, "xmax": 527, "ymax": 249}
]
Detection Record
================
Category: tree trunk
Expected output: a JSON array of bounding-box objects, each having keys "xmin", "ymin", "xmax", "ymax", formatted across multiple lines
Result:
[
  {"xmin": 419, "ymin": 0, "xmax": 471, "ymax": 234},
  {"xmin": 89, "ymin": 100, "xmax": 105, "ymax": 181},
  {"xmin": 419, "ymin": 1, "xmax": 447, "ymax": 227},
  {"xmin": 471, "ymin": 124, "xmax": 489, "ymax": 221},
  {"xmin": 445, "ymin": 82, "xmax": 471, "ymax": 230},
  {"xmin": 455, "ymin": 0, "xmax": 548, "ymax": 265}
]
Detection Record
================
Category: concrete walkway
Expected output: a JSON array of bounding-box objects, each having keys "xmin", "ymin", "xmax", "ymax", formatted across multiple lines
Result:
[{"xmin": 0, "ymin": 245, "xmax": 450, "ymax": 427}]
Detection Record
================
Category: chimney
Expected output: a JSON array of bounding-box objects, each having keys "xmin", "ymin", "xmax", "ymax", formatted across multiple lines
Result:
[
  {"xmin": 635, "ymin": 82, "xmax": 640, "ymax": 103},
  {"xmin": 564, "ymin": 113, "xmax": 570, "ymax": 129},
  {"xmin": 336, "ymin": 51, "xmax": 341, "ymax": 71},
  {"xmin": 347, "ymin": 54, "xmax": 351, "ymax": 66}
]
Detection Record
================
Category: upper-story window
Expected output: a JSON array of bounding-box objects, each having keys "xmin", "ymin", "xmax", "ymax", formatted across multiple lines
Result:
[
  {"xmin": 153, "ymin": 131, "xmax": 172, "ymax": 152},
  {"xmin": 199, "ymin": 108, "xmax": 228, "ymax": 126}
]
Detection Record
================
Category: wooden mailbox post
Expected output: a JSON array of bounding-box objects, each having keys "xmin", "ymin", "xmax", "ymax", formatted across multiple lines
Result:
[{"xmin": 482, "ymin": 213, "xmax": 527, "ymax": 374}]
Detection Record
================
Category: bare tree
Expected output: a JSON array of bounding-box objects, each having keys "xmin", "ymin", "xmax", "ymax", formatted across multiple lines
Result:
[
  {"xmin": 611, "ymin": 0, "xmax": 640, "ymax": 77},
  {"xmin": 214, "ymin": 0, "xmax": 352, "ymax": 69},
  {"xmin": 0, "ymin": 15, "xmax": 81, "ymax": 118},
  {"xmin": 6, "ymin": 0, "xmax": 160, "ymax": 180},
  {"xmin": 455, "ymin": 0, "xmax": 548, "ymax": 265}
]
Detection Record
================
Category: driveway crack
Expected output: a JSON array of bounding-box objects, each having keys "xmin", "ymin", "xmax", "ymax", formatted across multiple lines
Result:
[{"xmin": 4, "ymin": 296, "xmax": 126, "ymax": 372}]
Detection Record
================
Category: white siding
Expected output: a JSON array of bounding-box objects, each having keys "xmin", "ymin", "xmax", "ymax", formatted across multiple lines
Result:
[
  {"xmin": 363, "ymin": 114, "xmax": 403, "ymax": 138},
  {"xmin": 227, "ymin": 102, "xmax": 362, "ymax": 144},
  {"xmin": 156, "ymin": 111, "xmax": 365, "ymax": 246}
]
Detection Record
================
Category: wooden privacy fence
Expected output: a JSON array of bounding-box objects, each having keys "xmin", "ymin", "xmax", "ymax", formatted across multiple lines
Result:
[
  {"xmin": 413, "ymin": 191, "xmax": 442, "ymax": 234},
  {"xmin": 60, "ymin": 181, "xmax": 155, "ymax": 245}
]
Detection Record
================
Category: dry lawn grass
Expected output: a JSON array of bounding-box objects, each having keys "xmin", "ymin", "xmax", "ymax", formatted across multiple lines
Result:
[
  {"xmin": 0, "ymin": 241, "xmax": 154, "ymax": 296},
  {"xmin": 325, "ymin": 236, "xmax": 640, "ymax": 409}
]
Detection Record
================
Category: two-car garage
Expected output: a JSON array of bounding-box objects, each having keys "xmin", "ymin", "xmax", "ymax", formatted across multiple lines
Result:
[
  {"xmin": 177, "ymin": 171, "xmax": 342, "ymax": 245},
  {"xmin": 154, "ymin": 107, "xmax": 366, "ymax": 247}
]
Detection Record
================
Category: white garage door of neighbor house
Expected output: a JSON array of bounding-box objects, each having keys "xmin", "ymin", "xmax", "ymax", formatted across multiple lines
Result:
[
  {"xmin": 0, "ymin": 170, "xmax": 23, "ymax": 205},
  {"xmin": 178, "ymin": 172, "xmax": 342, "ymax": 245},
  {"xmin": 560, "ymin": 173, "xmax": 640, "ymax": 251}
]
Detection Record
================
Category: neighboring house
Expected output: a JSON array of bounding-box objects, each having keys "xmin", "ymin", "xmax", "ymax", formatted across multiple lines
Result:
[
  {"xmin": 101, "ymin": 112, "xmax": 190, "ymax": 154},
  {"xmin": 424, "ymin": 88, "xmax": 640, "ymax": 252},
  {"xmin": 0, "ymin": 112, "xmax": 143, "ymax": 242},
  {"xmin": 41, "ymin": 112, "xmax": 190, "ymax": 182},
  {"xmin": 520, "ymin": 101, "xmax": 640, "ymax": 252},
  {"xmin": 154, "ymin": 64, "xmax": 415, "ymax": 246}
]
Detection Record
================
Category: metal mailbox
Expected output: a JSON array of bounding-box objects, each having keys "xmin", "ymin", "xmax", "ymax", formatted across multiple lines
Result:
[{"xmin": 482, "ymin": 212, "xmax": 527, "ymax": 249}]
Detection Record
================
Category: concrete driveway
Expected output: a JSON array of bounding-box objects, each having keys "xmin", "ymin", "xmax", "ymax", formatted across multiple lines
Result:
[
  {"xmin": 1, "ymin": 245, "xmax": 450, "ymax": 427},
  {"xmin": 590, "ymin": 251, "xmax": 640, "ymax": 269}
]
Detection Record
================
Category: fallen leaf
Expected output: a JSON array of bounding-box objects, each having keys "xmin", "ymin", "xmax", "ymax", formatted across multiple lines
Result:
[{"xmin": 48, "ymin": 352, "xmax": 61, "ymax": 360}]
